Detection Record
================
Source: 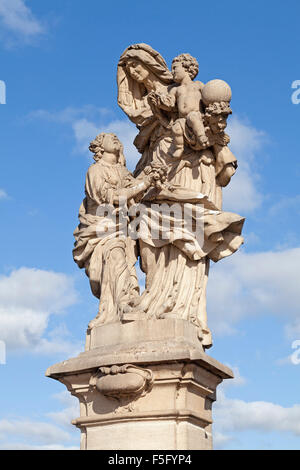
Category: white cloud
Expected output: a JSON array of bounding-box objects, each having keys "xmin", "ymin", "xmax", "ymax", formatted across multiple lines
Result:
[
  {"xmin": 0, "ymin": 189, "xmax": 8, "ymax": 199},
  {"xmin": 269, "ymin": 194, "xmax": 300, "ymax": 216},
  {"xmin": 48, "ymin": 400, "xmax": 80, "ymax": 427},
  {"xmin": 243, "ymin": 231, "xmax": 260, "ymax": 246},
  {"xmin": 77, "ymin": 114, "xmax": 266, "ymax": 199},
  {"xmin": 213, "ymin": 430, "xmax": 235, "ymax": 449},
  {"xmin": 70, "ymin": 116, "xmax": 139, "ymax": 171},
  {"xmin": 30, "ymin": 106, "xmax": 140, "ymax": 171},
  {"xmin": 0, "ymin": 267, "xmax": 76, "ymax": 311},
  {"xmin": 223, "ymin": 116, "xmax": 266, "ymax": 213},
  {"xmin": 275, "ymin": 354, "xmax": 295, "ymax": 366},
  {"xmin": 222, "ymin": 365, "xmax": 246, "ymax": 389},
  {"xmin": 0, "ymin": 416, "xmax": 80, "ymax": 450},
  {"xmin": 91, "ymin": 120, "xmax": 139, "ymax": 171},
  {"xmin": 0, "ymin": 419, "xmax": 71, "ymax": 445},
  {"xmin": 0, "ymin": 390, "xmax": 79, "ymax": 449},
  {"xmin": 0, "ymin": 0, "xmax": 44, "ymax": 42},
  {"xmin": 227, "ymin": 115, "xmax": 265, "ymax": 156},
  {"xmin": 48, "ymin": 391, "xmax": 79, "ymax": 428},
  {"xmin": 0, "ymin": 443, "xmax": 79, "ymax": 450},
  {"xmin": 33, "ymin": 325, "xmax": 84, "ymax": 356},
  {"xmin": 29, "ymin": 105, "xmax": 110, "ymax": 125},
  {"xmin": 30, "ymin": 108, "xmax": 266, "ymax": 184},
  {"xmin": 214, "ymin": 390, "xmax": 300, "ymax": 449},
  {"xmin": 208, "ymin": 246, "xmax": 300, "ymax": 337},
  {"xmin": 0, "ymin": 267, "xmax": 80, "ymax": 354}
]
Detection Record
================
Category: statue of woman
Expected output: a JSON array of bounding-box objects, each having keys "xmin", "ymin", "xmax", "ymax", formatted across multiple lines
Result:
[
  {"xmin": 73, "ymin": 132, "xmax": 166, "ymax": 328},
  {"xmin": 117, "ymin": 44, "xmax": 245, "ymax": 349}
]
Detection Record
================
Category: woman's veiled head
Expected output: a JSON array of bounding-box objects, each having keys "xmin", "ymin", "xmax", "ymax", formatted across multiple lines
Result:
[
  {"xmin": 117, "ymin": 44, "xmax": 173, "ymax": 124},
  {"xmin": 125, "ymin": 58, "xmax": 151, "ymax": 84},
  {"xmin": 119, "ymin": 43, "xmax": 173, "ymax": 85}
]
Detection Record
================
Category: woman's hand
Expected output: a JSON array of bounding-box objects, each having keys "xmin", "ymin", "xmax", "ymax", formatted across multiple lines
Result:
[
  {"xmin": 144, "ymin": 163, "xmax": 168, "ymax": 189},
  {"xmin": 147, "ymin": 91, "xmax": 159, "ymax": 107}
]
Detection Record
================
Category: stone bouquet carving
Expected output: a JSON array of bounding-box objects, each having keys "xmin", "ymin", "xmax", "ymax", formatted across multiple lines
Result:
[{"xmin": 46, "ymin": 43, "xmax": 245, "ymax": 450}]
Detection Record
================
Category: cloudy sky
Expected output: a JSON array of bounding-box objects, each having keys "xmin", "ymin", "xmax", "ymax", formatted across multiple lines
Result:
[{"xmin": 0, "ymin": 0, "xmax": 300, "ymax": 450}]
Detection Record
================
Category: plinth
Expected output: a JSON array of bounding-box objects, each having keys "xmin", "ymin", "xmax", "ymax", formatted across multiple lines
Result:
[{"xmin": 46, "ymin": 319, "xmax": 233, "ymax": 450}]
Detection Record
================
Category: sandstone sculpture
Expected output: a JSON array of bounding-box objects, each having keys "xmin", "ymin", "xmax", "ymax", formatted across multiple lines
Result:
[
  {"xmin": 73, "ymin": 132, "xmax": 166, "ymax": 327},
  {"xmin": 46, "ymin": 43, "xmax": 245, "ymax": 450}
]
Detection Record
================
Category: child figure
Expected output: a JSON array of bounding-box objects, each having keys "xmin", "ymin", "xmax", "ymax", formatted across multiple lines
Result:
[{"xmin": 148, "ymin": 53, "xmax": 208, "ymax": 158}]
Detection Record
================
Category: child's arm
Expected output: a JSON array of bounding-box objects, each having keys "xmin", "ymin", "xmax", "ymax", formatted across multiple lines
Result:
[{"xmin": 148, "ymin": 86, "xmax": 177, "ymax": 112}]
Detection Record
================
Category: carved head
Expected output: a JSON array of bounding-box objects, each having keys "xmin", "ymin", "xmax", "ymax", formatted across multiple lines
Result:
[
  {"xmin": 89, "ymin": 133, "xmax": 125, "ymax": 165},
  {"xmin": 119, "ymin": 43, "xmax": 173, "ymax": 85},
  {"xmin": 125, "ymin": 59, "xmax": 151, "ymax": 84},
  {"xmin": 171, "ymin": 53, "xmax": 199, "ymax": 82},
  {"xmin": 204, "ymin": 102, "xmax": 232, "ymax": 135},
  {"xmin": 117, "ymin": 44, "xmax": 173, "ymax": 126}
]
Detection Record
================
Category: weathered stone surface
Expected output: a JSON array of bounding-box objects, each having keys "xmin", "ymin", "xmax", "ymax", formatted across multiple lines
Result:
[{"xmin": 47, "ymin": 320, "xmax": 233, "ymax": 450}]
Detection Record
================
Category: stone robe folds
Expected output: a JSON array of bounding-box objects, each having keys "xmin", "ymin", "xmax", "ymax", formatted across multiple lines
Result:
[
  {"xmin": 115, "ymin": 43, "xmax": 246, "ymax": 348},
  {"xmin": 134, "ymin": 132, "xmax": 244, "ymax": 348},
  {"xmin": 73, "ymin": 161, "xmax": 139, "ymax": 325}
]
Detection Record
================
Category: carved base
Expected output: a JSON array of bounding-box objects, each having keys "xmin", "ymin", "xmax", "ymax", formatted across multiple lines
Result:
[{"xmin": 46, "ymin": 319, "xmax": 233, "ymax": 450}]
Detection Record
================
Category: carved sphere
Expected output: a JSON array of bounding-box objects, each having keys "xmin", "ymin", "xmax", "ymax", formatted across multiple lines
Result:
[{"xmin": 202, "ymin": 79, "xmax": 232, "ymax": 105}]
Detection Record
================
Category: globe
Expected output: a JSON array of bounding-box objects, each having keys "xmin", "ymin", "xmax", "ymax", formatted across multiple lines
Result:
[{"xmin": 202, "ymin": 79, "xmax": 232, "ymax": 105}]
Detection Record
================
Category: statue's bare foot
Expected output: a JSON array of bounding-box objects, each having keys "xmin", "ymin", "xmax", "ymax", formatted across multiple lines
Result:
[
  {"xmin": 88, "ymin": 316, "xmax": 103, "ymax": 329},
  {"xmin": 198, "ymin": 135, "xmax": 209, "ymax": 148}
]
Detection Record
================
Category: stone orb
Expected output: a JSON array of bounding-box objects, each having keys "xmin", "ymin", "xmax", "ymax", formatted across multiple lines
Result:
[{"xmin": 202, "ymin": 79, "xmax": 232, "ymax": 105}]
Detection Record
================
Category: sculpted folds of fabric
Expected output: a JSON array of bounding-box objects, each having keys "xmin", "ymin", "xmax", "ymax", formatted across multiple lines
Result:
[{"xmin": 73, "ymin": 43, "xmax": 245, "ymax": 349}]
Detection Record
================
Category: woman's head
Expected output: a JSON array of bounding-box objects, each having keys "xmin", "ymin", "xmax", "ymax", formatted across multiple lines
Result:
[
  {"xmin": 89, "ymin": 133, "xmax": 125, "ymax": 165},
  {"xmin": 125, "ymin": 58, "xmax": 151, "ymax": 84},
  {"xmin": 119, "ymin": 43, "xmax": 173, "ymax": 85},
  {"xmin": 117, "ymin": 43, "xmax": 173, "ymax": 125}
]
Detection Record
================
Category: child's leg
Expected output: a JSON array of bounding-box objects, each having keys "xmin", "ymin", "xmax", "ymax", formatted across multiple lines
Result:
[{"xmin": 187, "ymin": 111, "xmax": 208, "ymax": 146}]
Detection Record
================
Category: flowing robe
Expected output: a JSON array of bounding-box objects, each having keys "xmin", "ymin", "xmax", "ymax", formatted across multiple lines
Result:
[
  {"xmin": 73, "ymin": 161, "xmax": 139, "ymax": 325},
  {"xmin": 117, "ymin": 43, "xmax": 244, "ymax": 348},
  {"xmin": 134, "ymin": 127, "xmax": 244, "ymax": 348}
]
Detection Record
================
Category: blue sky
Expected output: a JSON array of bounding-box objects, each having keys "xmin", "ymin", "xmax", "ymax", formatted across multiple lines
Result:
[{"xmin": 0, "ymin": 0, "xmax": 300, "ymax": 450}]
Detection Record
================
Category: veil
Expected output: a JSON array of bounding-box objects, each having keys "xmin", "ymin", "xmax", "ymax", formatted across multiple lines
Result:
[{"xmin": 117, "ymin": 43, "xmax": 173, "ymax": 127}]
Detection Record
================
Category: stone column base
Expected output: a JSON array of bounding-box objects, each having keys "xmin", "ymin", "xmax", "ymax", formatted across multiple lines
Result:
[{"xmin": 46, "ymin": 319, "xmax": 233, "ymax": 450}]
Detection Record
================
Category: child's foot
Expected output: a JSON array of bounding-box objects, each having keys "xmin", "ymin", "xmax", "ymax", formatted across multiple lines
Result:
[{"xmin": 198, "ymin": 135, "xmax": 209, "ymax": 148}]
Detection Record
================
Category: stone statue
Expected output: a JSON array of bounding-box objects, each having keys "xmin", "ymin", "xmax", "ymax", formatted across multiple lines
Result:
[
  {"xmin": 116, "ymin": 43, "xmax": 245, "ymax": 348},
  {"xmin": 73, "ymin": 44, "xmax": 245, "ymax": 348},
  {"xmin": 47, "ymin": 43, "xmax": 245, "ymax": 451},
  {"xmin": 73, "ymin": 132, "xmax": 166, "ymax": 327},
  {"xmin": 150, "ymin": 53, "xmax": 209, "ymax": 158}
]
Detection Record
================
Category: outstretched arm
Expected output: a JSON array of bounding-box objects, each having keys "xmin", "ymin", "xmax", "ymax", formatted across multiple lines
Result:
[
  {"xmin": 213, "ymin": 144, "xmax": 237, "ymax": 187},
  {"xmin": 112, "ymin": 165, "xmax": 167, "ymax": 204},
  {"xmin": 113, "ymin": 179, "xmax": 150, "ymax": 203}
]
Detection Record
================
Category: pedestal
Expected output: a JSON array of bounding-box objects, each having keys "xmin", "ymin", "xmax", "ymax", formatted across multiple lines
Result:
[{"xmin": 46, "ymin": 319, "xmax": 233, "ymax": 450}]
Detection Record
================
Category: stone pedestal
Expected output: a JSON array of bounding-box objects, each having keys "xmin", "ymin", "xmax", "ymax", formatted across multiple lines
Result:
[{"xmin": 46, "ymin": 319, "xmax": 233, "ymax": 450}]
